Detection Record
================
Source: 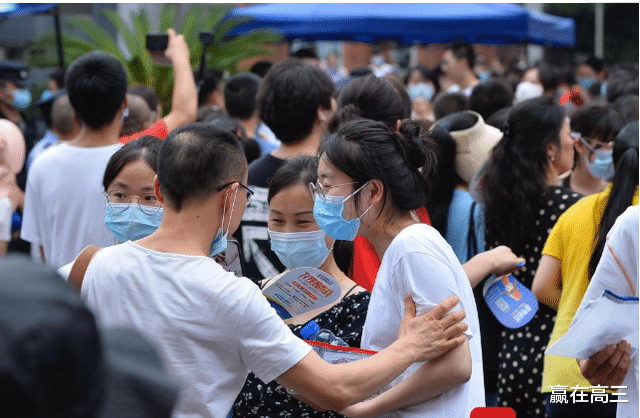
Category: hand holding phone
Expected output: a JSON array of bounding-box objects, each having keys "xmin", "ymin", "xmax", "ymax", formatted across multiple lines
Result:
[{"xmin": 146, "ymin": 33, "xmax": 169, "ymax": 51}]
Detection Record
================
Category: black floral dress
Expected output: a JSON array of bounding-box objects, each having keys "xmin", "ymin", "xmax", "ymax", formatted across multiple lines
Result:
[
  {"xmin": 233, "ymin": 291, "xmax": 370, "ymax": 418},
  {"xmin": 489, "ymin": 186, "xmax": 581, "ymax": 417}
]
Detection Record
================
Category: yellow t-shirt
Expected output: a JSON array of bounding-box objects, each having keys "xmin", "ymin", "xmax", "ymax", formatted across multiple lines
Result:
[{"xmin": 541, "ymin": 185, "xmax": 639, "ymax": 393}]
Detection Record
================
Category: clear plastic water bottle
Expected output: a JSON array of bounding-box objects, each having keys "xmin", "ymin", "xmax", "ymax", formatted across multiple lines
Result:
[{"xmin": 299, "ymin": 320, "xmax": 348, "ymax": 346}]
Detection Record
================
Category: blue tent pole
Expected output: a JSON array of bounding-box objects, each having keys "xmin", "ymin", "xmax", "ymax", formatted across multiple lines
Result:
[{"xmin": 53, "ymin": 5, "xmax": 64, "ymax": 68}]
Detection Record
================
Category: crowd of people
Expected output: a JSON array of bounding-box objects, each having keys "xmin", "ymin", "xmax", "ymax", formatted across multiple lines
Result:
[{"xmin": 0, "ymin": 27, "xmax": 637, "ymax": 418}]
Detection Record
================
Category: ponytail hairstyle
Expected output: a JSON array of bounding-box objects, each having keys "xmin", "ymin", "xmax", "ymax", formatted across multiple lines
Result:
[
  {"xmin": 481, "ymin": 96, "xmax": 565, "ymax": 247},
  {"xmin": 319, "ymin": 118, "xmax": 437, "ymax": 222},
  {"xmin": 588, "ymin": 121, "xmax": 639, "ymax": 277}
]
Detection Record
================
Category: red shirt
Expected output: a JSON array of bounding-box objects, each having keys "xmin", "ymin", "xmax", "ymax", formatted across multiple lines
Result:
[
  {"xmin": 119, "ymin": 119, "xmax": 169, "ymax": 144},
  {"xmin": 351, "ymin": 207, "xmax": 431, "ymax": 292}
]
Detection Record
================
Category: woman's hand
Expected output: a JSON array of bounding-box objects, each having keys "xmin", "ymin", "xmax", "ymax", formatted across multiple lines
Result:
[
  {"xmin": 486, "ymin": 246, "xmax": 526, "ymax": 277},
  {"xmin": 463, "ymin": 246, "xmax": 525, "ymax": 288}
]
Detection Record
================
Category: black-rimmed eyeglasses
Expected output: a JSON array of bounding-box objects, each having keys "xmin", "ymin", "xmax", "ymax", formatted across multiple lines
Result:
[{"xmin": 218, "ymin": 181, "xmax": 254, "ymax": 203}]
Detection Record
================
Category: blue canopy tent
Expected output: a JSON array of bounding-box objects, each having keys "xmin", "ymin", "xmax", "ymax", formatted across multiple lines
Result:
[
  {"xmin": 0, "ymin": 3, "xmax": 64, "ymax": 68},
  {"xmin": 227, "ymin": 3, "xmax": 575, "ymax": 47}
]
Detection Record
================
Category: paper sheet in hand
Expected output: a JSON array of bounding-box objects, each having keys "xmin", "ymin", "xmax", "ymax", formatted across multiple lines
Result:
[
  {"xmin": 546, "ymin": 290, "xmax": 639, "ymax": 360},
  {"xmin": 263, "ymin": 267, "xmax": 341, "ymax": 319}
]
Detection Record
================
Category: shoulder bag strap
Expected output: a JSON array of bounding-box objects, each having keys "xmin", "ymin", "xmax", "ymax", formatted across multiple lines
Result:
[{"xmin": 68, "ymin": 245, "xmax": 101, "ymax": 293}]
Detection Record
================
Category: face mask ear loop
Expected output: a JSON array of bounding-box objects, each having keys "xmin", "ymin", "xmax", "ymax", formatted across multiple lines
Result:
[
  {"xmin": 224, "ymin": 188, "xmax": 239, "ymax": 236},
  {"xmin": 219, "ymin": 192, "xmax": 228, "ymax": 236},
  {"xmin": 580, "ymin": 136, "xmax": 597, "ymax": 154}
]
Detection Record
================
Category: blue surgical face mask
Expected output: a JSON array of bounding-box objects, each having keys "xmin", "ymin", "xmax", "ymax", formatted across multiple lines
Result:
[
  {"xmin": 104, "ymin": 203, "xmax": 163, "ymax": 243},
  {"xmin": 577, "ymin": 77, "xmax": 596, "ymax": 92},
  {"xmin": 312, "ymin": 182, "xmax": 372, "ymax": 241},
  {"xmin": 12, "ymin": 88, "xmax": 31, "ymax": 110},
  {"xmin": 407, "ymin": 82, "xmax": 435, "ymax": 102},
  {"xmin": 371, "ymin": 55, "xmax": 385, "ymax": 67},
  {"xmin": 580, "ymin": 137, "xmax": 615, "ymax": 181},
  {"xmin": 210, "ymin": 188, "xmax": 238, "ymax": 257},
  {"xmin": 40, "ymin": 89, "xmax": 52, "ymax": 102},
  {"xmin": 600, "ymin": 82, "xmax": 607, "ymax": 97},
  {"xmin": 477, "ymin": 71, "xmax": 491, "ymax": 82},
  {"xmin": 269, "ymin": 229, "xmax": 331, "ymax": 270}
]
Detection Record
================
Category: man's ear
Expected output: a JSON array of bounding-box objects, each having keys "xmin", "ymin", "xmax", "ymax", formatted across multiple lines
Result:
[
  {"xmin": 153, "ymin": 175, "xmax": 164, "ymax": 204},
  {"xmin": 316, "ymin": 106, "xmax": 331, "ymax": 124},
  {"xmin": 222, "ymin": 183, "xmax": 239, "ymax": 211}
]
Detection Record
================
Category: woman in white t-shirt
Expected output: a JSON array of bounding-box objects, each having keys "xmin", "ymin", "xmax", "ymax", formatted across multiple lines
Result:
[
  {"xmin": 59, "ymin": 136, "xmax": 164, "ymax": 280},
  {"xmin": 311, "ymin": 118, "xmax": 484, "ymax": 417}
]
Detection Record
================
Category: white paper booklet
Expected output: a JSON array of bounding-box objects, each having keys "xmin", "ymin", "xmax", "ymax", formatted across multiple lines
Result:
[
  {"xmin": 546, "ymin": 290, "xmax": 639, "ymax": 360},
  {"xmin": 262, "ymin": 267, "xmax": 341, "ymax": 319}
]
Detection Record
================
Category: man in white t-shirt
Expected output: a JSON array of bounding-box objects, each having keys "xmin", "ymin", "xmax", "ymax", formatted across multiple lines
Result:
[
  {"xmin": 82, "ymin": 123, "xmax": 469, "ymax": 418},
  {"xmin": 21, "ymin": 29, "xmax": 191, "ymax": 270},
  {"xmin": 20, "ymin": 50, "xmax": 127, "ymax": 269},
  {"xmin": 442, "ymin": 42, "xmax": 479, "ymax": 97}
]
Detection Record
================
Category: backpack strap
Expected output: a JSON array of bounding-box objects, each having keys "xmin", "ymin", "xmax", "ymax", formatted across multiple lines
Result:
[
  {"xmin": 467, "ymin": 201, "xmax": 478, "ymax": 261},
  {"xmin": 68, "ymin": 245, "xmax": 101, "ymax": 293}
]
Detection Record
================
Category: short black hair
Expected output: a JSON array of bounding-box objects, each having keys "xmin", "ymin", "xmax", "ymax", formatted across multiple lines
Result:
[
  {"xmin": 570, "ymin": 103, "xmax": 625, "ymax": 143},
  {"xmin": 196, "ymin": 67, "xmax": 224, "ymax": 107},
  {"xmin": 485, "ymin": 106, "xmax": 511, "ymax": 131},
  {"xmin": 157, "ymin": 123, "xmax": 247, "ymax": 211},
  {"xmin": 207, "ymin": 116, "xmax": 260, "ymax": 165},
  {"xmin": 250, "ymin": 60, "xmax": 273, "ymax": 78},
  {"xmin": 224, "ymin": 73, "xmax": 261, "ymax": 120},
  {"xmin": 103, "ymin": 135, "xmax": 162, "ymax": 191},
  {"xmin": 65, "ymin": 51, "xmax": 128, "ymax": 130},
  {"xmin": 469, "ymin": 79, "xmax": 514, "ymax": 121},
  {"xmin": 349, "ymin": 67, "xmax": 373, "ymax": 78},
  {"xmin": 120, "ymin": 94, "xmax": 151, "ymax": 136},
  {"xmin": 50, "ymin": 68, "xmax": 66, "ymax": 89},
  {"xmin": 607, "ymin": 66, "xmax": 640, "ymax": 103},
  {"xmin": 537, "ymin": 64, "xmax": 559, "ymax": 93},
  {"xmin": 433, "ymin": 92, "xmax": 469, "ymax": 121},
  {"xmin": 581, "ymin": 55, "xmax": 604, "ymax": 74},
  {"xmin": 290, "ymin": 47, "xmax": 318, "ymax": 61},
  {"xmin": 613, "ymin": 94, "xmax": 639, "ymax": 124},
  {"xmin": 257, "ymin": 59, "xmax": 334, "ymax": 144},
  {"xmin": 446, "ymin": 41, "xmax": 475, "ymax": 69},
  {"xmin": 50, "ymin": 94, "xmax": 76, "ymax": 137},
  {"xmin": 128, "ymin": 85, "xmax": 159, "ymax": 113}
]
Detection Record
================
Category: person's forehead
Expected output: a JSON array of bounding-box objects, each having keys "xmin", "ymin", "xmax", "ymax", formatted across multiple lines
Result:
[{"xmin": 317, "ymin": 155, "xmax": 349, "ymax": 180}]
